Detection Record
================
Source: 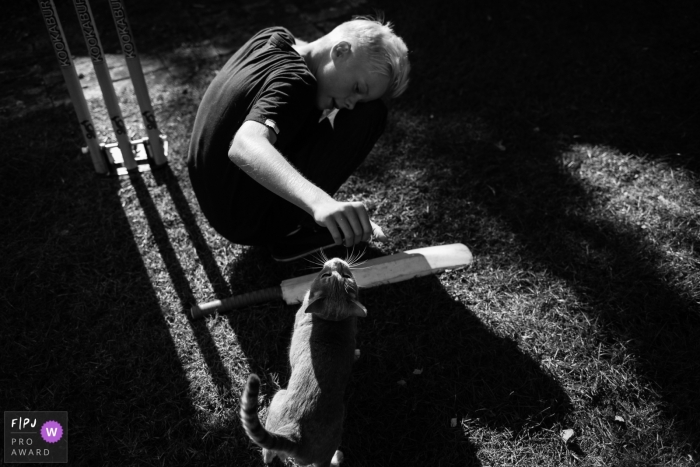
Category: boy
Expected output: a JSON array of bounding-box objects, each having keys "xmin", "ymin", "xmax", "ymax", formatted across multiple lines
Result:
[{"xmin": 188, "ymin": 17, "xmax": 410, "ymax": 261}]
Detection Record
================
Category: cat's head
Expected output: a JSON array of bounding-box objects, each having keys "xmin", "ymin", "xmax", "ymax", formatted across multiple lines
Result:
[{"xmin": 303, "ymin": 258, "xmax": 367, "ymax": 321}]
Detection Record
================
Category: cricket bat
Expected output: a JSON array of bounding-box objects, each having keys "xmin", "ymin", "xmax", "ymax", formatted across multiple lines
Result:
[{"xmin": 191, "ymin": 243, "xmax": 473, "ymax": 319}]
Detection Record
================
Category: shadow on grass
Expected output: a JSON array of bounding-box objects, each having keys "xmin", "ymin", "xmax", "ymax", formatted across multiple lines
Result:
[
  {"xmin": 376, "ymin": 0, "xmax": 700, "ymax": 457},
  {"xmin": 0, "ymin": 106, "xmax": 202, "ymax": 464},
  {"xmin": 470, "ymin": 148, "xmax": 700, "ymax": 453},
  {"xmin": 155, "ymin": 165, "xmax": 231, "ymax": 299},
  {"xmin": 344, "ymin": 276, "xmax": 570, "ymax": 466},
  {"xmin": 384, "ymin": 0, "xmax": 699, "ymax": 174},
  {"xmin": 128, "ymin": 169, "xmax": 235, "ymax": 404},
  {"xmin": 366, "ymin": 100, "xmax": 700, "ymax": 457}
]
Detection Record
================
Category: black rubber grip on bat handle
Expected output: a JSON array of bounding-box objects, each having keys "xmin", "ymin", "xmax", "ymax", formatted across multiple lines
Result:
[{"xmin": 191, "ymin": 286, "xmax": 283, "ymax": 319}]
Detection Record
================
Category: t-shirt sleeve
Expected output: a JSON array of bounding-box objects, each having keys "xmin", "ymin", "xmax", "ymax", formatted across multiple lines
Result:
[{"xmin": 244, "ymin": 77, "xmax": 316, "ymax": 150}]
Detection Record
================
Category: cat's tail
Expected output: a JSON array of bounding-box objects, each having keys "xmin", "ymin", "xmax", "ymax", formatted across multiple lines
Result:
[{"xmin": 240, "ymin": 374, "xmax": 297, "ymax": 456}]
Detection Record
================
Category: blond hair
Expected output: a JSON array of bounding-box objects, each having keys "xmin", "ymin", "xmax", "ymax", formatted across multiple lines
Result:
[{"xmin": 333, "ymin": 16, "xmax": 410, "ymax": 99}]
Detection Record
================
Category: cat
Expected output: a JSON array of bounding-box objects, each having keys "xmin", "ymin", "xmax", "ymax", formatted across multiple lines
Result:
[{"xmin": 240, "ymin": 257, "xmax": 367, "ymax": 466}]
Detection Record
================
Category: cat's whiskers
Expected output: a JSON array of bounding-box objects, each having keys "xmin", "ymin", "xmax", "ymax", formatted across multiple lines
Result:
[
  {"xmin": 346, "ymin": 246, "xmax": 366, "ymax": 268},
  {"xmin": 305, "ymin": 252, "xmax": 327, "ymax": 268},
  {"xmin": 346, "ymin": 248, "xmax": 357, "ymax": 266},
  {"xmin": 344, "ymin": 245, "xmax": 357, "ymax": 266},
  {"xmin": 349, "ymin": 260, "xmax": 367, "ymax": 268},
  {"xmin": 303, "ymin": 259, "xmax": 324, "ymax": 269},
  {"xmin": 304, "ymin": 258, "xmax": 322, "ymax": 266}
]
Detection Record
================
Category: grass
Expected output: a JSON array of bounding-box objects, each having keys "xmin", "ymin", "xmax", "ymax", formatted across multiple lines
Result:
[{"xmin": 1, "ymin": 0, "xmax": 699, "ymax": 465}]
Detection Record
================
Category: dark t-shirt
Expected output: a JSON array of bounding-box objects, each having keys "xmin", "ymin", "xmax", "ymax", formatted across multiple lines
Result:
[{"xmin": 187, "ymin": 27, "xmax": 320, "ymax": 241}]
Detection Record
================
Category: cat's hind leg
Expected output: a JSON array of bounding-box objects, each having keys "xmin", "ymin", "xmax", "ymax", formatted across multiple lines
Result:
[
  {"xmin": 331, "ymin": 449, "xmax": 344, "ymax": 465},
  {"xmin": 314, "ymin": 450, "xmax": 343, "ymax": 467},
  {"xmin": 262, "ymin": 447, "xmax": 273, "ymax": 464}
]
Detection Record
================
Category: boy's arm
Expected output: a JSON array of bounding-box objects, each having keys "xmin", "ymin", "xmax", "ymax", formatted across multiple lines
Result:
[{"xmin": 229, "ymin": 120, "xmax": 385, "ymax": 247}]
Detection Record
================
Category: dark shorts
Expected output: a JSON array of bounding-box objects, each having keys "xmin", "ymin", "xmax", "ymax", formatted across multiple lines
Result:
[{"xmin": 188, "ymin": 100, "xmax": 387, "ymax": 246}]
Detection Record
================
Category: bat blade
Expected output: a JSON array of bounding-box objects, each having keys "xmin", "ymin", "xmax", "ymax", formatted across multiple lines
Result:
[
  {"xmin": 280, "ymin": 243, "xmax": 473, "ymax": 304},
  {"xmin": 191, "ymin": 243, "xmax": 473, "ymax": 318}
]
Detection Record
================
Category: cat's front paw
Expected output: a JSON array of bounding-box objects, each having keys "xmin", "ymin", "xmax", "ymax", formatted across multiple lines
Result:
[{"xmin": 332, "ymin": 449, "xmax": 344, "ymax": 465}]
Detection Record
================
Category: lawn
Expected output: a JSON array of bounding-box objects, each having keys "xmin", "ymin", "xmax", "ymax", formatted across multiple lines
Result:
[{"xmin": 1, "ymin": 0, "xmax": 698, "ymax": 465}]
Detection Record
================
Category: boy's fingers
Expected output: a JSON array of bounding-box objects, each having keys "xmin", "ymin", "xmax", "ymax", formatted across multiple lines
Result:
[
  {"xmin": 318, "ymin": 202, "xmax": 377, "ymax": 247},
  {"xmin": 325, "ymin": 220, "xmax": 343, "ymax": 246},
  {"xmin": 345, "ymin": 210, "xmax": 366, "ymax": 246},
  {"xmin": 336, "ymin": 214, "xmax": 361, "ymax": 247},
  {"xmin": 355, "ymin": 205, "xmax": 373, "ymax": 243},
  {"xmin": 334, "ymin": 215, "xmax": 353, "ymax": 246}
]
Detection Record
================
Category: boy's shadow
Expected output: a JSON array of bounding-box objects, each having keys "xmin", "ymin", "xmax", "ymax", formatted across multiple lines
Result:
[{"xmin": 223, "ymin": 248, "xmax": 571, "ymax": 466}]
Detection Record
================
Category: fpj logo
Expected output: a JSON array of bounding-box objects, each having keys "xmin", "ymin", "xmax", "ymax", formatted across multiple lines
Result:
[{"xmin": 4, "ymin": 411, "xmax": 68, "ymax": 464}]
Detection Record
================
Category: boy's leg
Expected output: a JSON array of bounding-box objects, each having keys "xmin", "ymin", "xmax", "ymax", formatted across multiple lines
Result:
[
  {"xmin": 262, "ymin": 100, "xmax": 388, "ymax": 238},
  {"xmin": 294, "ymin": 100, "xmax": 388, "ymax": 195},
  {"xmin": 260, "ymin": 100, "xmax": 388, "ymax": 261}
]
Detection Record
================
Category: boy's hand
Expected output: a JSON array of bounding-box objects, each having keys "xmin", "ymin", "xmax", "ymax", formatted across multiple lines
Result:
[{"xmin": 313, "ymin": 200, "xmax": 387, "ymax": 247}]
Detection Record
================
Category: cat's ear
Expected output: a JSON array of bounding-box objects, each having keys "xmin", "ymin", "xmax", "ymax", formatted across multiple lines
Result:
[
  {"xmin": 304, "ymin": 295, "xmax": 326, "ymax": 314},
  {"xmin": 349, "ymin": 300, "xmax": 367, "ymax": 318}
]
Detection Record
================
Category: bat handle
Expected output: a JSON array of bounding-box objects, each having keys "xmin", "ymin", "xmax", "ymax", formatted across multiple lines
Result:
[{"xmin": 191, "ymin": 286, "xmax": 283, "ymax": 319}]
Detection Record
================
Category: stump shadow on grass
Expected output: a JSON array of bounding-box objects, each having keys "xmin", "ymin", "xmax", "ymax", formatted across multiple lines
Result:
[
  {"xmin": 221, "ymin": 249, "xmax": 571, "ymax": 466},
  {"xmin": 128, "ymin": 170, "xmax": 236, "ymax": 406},
  {"xmin": 0, "ymin": 106, "xmax": 205, "ymax": 464}
]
